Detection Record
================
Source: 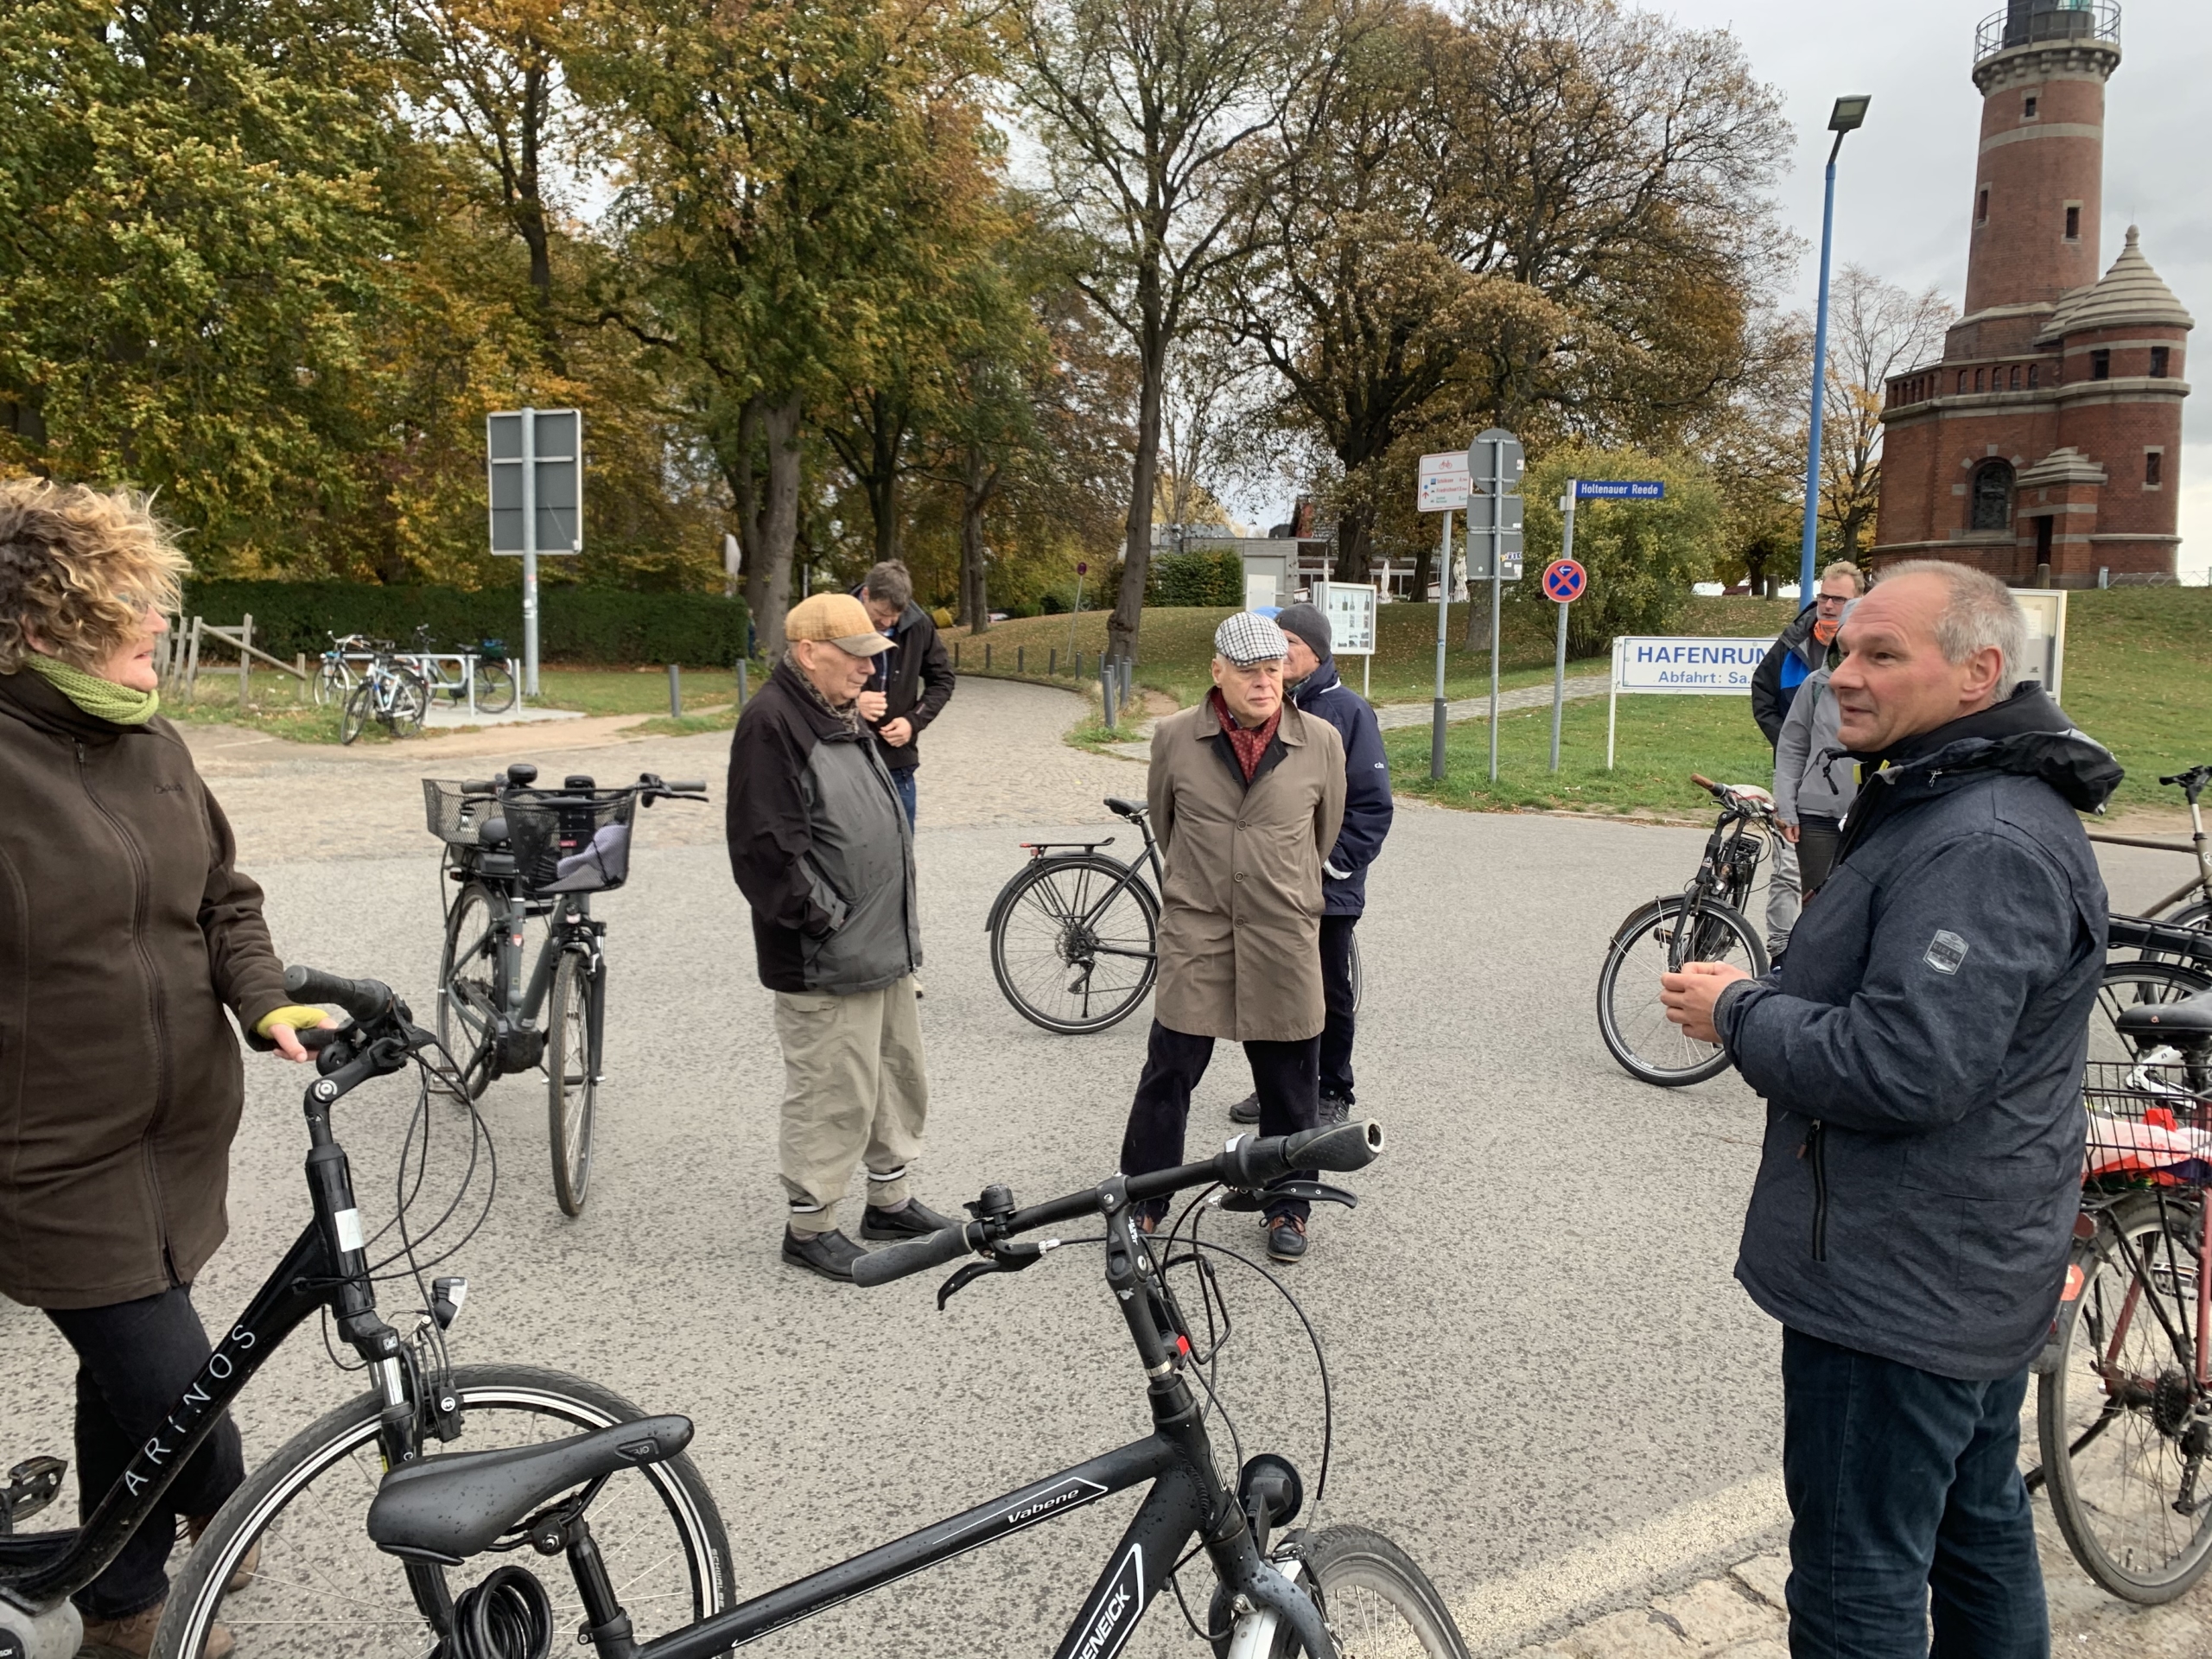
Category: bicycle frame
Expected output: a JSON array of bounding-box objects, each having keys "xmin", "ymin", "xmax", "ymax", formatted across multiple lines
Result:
[
  {"xmin": 0, "ymin": 1034, "xmax": 423, "ymax": 1610},
  {"xmin": 2143, "ymin": 779, "xmax": 2212, "ymax": 920},
  {"xmin": 986, "ymin": 810, "xmax": 1167, "ymax": 955},
  {"xmin": 446, "ymin": 883, "xmax": 605, "ymax": 1077},
  {"xmin": 537, "ymin": 1198, "xmax": 1329, "ymax": 1659}
]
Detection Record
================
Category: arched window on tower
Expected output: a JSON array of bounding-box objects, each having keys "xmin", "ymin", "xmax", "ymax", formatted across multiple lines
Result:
[{"xmin": 1970, "ymin": 461, "xmax": 2014, "ymax": 532}]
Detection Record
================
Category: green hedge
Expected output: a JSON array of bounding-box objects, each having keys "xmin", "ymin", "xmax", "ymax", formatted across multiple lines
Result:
[
  {"xmin": 1147, "ymin": 548, "xmax": 1244, "ymax": 607},
  {"xmin": 180, "ymin": 581, "xmax": 750, "ymax": 665}
]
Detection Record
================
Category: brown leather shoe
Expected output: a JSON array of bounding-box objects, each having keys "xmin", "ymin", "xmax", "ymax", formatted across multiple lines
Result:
[
  {"xmin": 185, "ymin": 1515, "xmax": 261, "ymax": 1595},
  {"xmin": 78, "ymin": 1600, "xmax": 235, "ymax": 1659}
]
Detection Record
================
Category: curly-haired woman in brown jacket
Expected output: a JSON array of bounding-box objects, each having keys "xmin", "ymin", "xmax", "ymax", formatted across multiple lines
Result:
[{"xmin": 0, "ymin": 480, "xmax": 329, "ymax": 1656}]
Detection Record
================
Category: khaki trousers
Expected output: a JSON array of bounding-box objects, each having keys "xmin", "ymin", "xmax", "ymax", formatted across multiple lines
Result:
[{"xmin": 772, "ymin": 977, "xmax": 929, "ymax": 1235}]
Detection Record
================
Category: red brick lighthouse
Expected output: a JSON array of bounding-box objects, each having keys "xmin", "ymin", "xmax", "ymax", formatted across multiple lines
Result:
[{"xmin": 1872, "ymin": 1, "xmax": 2191, "ymax": 586}]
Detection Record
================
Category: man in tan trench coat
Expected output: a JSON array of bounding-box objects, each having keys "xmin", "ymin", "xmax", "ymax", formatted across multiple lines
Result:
[{"xmin": 1119, "ymin": 612, "xmax": 1346, "ymax": 1261}]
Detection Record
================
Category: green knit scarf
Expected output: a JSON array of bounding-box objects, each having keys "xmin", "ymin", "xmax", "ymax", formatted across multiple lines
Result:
[{"xmin": 26, "ymin": 653, "xmax": 161, "ymax": 725}]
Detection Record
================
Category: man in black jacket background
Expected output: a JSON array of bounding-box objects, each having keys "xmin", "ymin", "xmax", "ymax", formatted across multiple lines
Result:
[
  {"xmin": 1663, "ymin": 563, "xmax": 2119, "ymax": 1658},
  {"xmin": 727, "ymin": 592, "xmax": 955, "ymax": 1281},
  {"xmin": 853, "ymin": 560, "xmax": 956, "ymax": 825}
]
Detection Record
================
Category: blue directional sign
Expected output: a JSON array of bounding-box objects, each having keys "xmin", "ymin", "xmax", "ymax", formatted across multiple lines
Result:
[{"xmin": 1575, "ymin": 479, "xmax": 1664, "ymax": 500}]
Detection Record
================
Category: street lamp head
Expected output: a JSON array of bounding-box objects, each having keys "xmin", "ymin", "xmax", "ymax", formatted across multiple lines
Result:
[{"xmin": 1828, "ymin": 95, "xmax": 1872, "ymax": 132}]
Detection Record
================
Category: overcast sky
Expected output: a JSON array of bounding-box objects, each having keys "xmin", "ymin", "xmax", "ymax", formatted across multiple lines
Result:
[{"xmin": 1664, "ymin": 0, "xmax": 2210, "ymax": 578}]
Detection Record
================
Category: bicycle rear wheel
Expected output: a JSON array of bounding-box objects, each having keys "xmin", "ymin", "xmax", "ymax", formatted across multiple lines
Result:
[
  {"xmin": 385, "ymin": 667, "xmax": 429, "ymax": 738},
  {"xmin": 1348, "ymin": 930, "xmax": 1363, "ymax": 1014},
  {"xmin": 155, "ymin": 1364, "xmax": 734, "ymax": 1659},
  {"xmin": 2039, "ymin": 1190, "xmax": 2212, "ymax": 1604},
  {"xmin": 438, "ymin": 883, "xmax": 503, "ymax": 1099},
  {"xmin": 548, "ymin": 949, "xmax": 598, "ymax": 1216},
  {"xmin": 475, "ymin": 659, "xmax": 518, "ymax": 714},
  {"xmin": 312, "ymin": 659, "xmax": 350, "ymax": 708},
  {"xmin": 1212, "ymin": 1525, "xmax": 1471, "ymax": 1657},
  {"xmin": 1597, "ymin": 895, "xmax": 1766, "ymax": 1087},
  {"xmin": 2093, "ymin": 959, "xmax": 2212, "ymax": 1065},
  {"xmin": 988, "ymin": 854, "xmax": 1160, "ymax": 1034}
]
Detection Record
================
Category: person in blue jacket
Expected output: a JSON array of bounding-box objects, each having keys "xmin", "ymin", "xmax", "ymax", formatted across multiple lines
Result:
[{"xmin": 1228, "ymin": 602, "xmax": 1391, "ymax": 1127}]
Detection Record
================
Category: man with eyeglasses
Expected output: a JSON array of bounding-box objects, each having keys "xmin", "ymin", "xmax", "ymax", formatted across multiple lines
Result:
[{"xmin": 1751, "ymin": 562, "xmax": 1865, "ymax": 957}]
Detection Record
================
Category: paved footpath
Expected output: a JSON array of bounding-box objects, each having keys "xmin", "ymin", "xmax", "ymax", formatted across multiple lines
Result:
[
  {"xmin": 1103, "ymin": 674, "xmax": 1611, "ymax": 760},
  {"xmin": 4, "ymin": 675, "xmax": 2202, "ymax": 1655}
]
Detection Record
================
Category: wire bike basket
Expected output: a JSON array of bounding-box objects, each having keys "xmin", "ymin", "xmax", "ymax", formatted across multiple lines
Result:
[
  {"xmin": 2082, "ymin": 1059, "xmax": 2212, "ymax": 1189},
  {"xmin": 421, "ymin": 780, "xmax": 637, "ymax": 894}
]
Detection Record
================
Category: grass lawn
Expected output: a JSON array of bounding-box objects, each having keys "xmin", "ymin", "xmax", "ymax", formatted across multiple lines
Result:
[
  {"xmin": 1387, "ymin": 587, "xmax": 2212, "ymax": 820},
  {"xmin": 948, "ymin": 597, "xmax": 1797, "ymax": 710},
  {"xmin": 165, "ymin": 663, "xmax": 743, "ymax": 742}
]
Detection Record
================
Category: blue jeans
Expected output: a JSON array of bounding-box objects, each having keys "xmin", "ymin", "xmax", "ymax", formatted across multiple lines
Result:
[
  {"xmin": 1781, "ymin": 1327, "xmax": 2047, "ymax": 1659},
  {"xmin": 890, "ymin": 766, "xmax": 916, "ymax": 826}
]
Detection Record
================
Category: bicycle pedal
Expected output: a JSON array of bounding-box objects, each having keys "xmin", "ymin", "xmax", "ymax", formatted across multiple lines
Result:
[{"xmin": 0, "ymin": 1456, "xmax": 66, "ymax": 1532}]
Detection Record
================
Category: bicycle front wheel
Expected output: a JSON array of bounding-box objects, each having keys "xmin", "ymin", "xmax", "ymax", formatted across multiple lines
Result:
[
  {"xmin": 312, "ymin": 659, "xmax": 351, "ymax": 708},
  {"xmin": 385, "ymin": 668, "xmax": 429, "ymax": 738},
  {"xmin": 155, "ymin": 1363, "xmax": 734, "ymax": 1659},
  {"xmin": 2039, "ymin": 1190, "xmax": 2212, "ymax": 1604},
  {"xmin": 988, "ymin": 854, "xmax": 1159, "ymax": 1033},
  {"xmin": 339, "ymin": 681, "xmax": 373, "ymax": 746},
  {"xmin": 548, "ymin": 949, "xmax": 598, "ymax": 1216},
  {"xmin": 475, "ymin": 660, "xmax": 518, "ymax": 714},
  {"xmin": 438, "ymin": 883, "xmax": 503, "ymax": 1099},
  {"xmin": 1213, "ymin": 1525, "xmax": 1471, "ymax": 1657},
  {"xmin": 1597, "ymin": 895, "xmax": 1766, "ymax": 1087},
  {"xmin": 1348, "ymin": 929, "xmax": 1363, "ymax": 1014}
]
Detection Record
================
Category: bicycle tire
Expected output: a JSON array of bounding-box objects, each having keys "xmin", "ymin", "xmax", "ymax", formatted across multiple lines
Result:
[
  {"xmin": 548, "ymin": 949, "xmax": 597, "ymax": 1216},
  {"xmin": 475, "ymin": 660, "xmax": 518, "ymax": 714},
  {"xmin": 2038, "ymin": 1190, "xmax": 2212, "ymax": 1604},
  {"xmin": 989, "ymin": 853, "xmax": 1160, "ymax": 1034},
  {"xmin": 385, "ymin": 667, "xmax": 429, "ymax": 738},
  {"xmin": 1211, "ymin": 1525, "xmax": 1471, "ymax": 1658},
  {"xmin": 339, "ymin": 680, "xmax": 373, "ymax": 746},
  {"xmin": 438, "ymin": 883, "xmax": 502, "ymax": 1100},
  {"xmin": 1348, "ymin": 931, "xmax": 1363, "ymax": 1014},
  {"xmin": 312, "ymin": 659, "xmax": 351, "ymax": 708},
  {"xmin": 153, "ymin": 1363, "xmax": 735, "ymax": 1659},
  {"xmin": 2092, "ymin": 959, "xmax": 2212, "ymax": 1065},
  {"xmin": 1596, "ymin": 895, "xmax": 1767, "ymax": 1087}
]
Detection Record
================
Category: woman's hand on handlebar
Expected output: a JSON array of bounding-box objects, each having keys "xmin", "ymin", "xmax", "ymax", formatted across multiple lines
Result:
[{"xmin": 258, "ymin": 1007, "xmax": 340, "ymax": 1063}]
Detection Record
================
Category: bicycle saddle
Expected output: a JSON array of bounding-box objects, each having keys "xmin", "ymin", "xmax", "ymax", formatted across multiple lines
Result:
[
  {"xmin": 1104, "ymin": 797, "xmax": 1147, "ymax": 821},
  {"xmin": 2115, "ymin": 989, "xmax": 2212, "ymax": 1047},
  {"xmin": 366, "ymin": 1414, "xmax": 692, "ymax": 1566}
]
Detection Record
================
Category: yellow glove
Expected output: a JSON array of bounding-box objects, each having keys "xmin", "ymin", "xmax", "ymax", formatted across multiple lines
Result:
[{"xmin": 255, "ymin": 1004, "xmax": 333, "ymax": 1038}]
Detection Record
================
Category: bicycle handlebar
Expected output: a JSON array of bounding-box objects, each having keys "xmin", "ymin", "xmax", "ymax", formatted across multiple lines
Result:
[
  {"xmin": 283, "ymin": 964, "xmax": 399, "ymax": 1026},
  {"xmin": 2158, "ymin": 765, "xmax": 2212, "ymax": 803},
  {"xmin": 851, "ymin": 1120, "xmax": 1385, "ymax": 1289}
]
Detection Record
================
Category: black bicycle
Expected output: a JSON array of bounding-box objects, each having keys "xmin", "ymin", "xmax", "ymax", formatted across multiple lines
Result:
[
  {"xmin": 426, "ymin": 765, "xmax": 706, "ymax": 1215},
  {"xmin": 0, "ymin": 969, "xmax": 732, "ymax": 1659},
  {"xmin": 281, "ymin": 1116, "xmax": 1468, "ymax": 1659},
  {"xmin": 989, "ymin": 796, "xmax": 1361, "ymax": 1035},
  {"xmin": 1597, "ymin": 772, "xmax": 1776, "ymax": 1087}
]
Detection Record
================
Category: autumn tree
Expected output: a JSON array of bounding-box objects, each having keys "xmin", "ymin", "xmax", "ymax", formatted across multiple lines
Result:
[{"xmin": 1818, "ymin": 264, "xmax": 1953, "ymax": 558}]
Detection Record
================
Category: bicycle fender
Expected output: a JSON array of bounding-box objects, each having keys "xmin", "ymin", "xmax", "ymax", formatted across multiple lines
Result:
[
  {"xmin": 1609, "ymin": 898, "xmax": 1676, "ymax": 945},
  {"xmin": 2031, "ymin": 1227, "xmax": 2098, "ymax": 1377}
]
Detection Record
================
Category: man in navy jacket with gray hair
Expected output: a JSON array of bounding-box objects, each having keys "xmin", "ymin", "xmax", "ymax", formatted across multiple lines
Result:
[
  {"xmin": 1228, "ymin": 601, "xmax": 1391, "ymax": 1128},
  {"xmin": 1662, "ymin": 561, "xmax": 2119, "ymax": 1659}
]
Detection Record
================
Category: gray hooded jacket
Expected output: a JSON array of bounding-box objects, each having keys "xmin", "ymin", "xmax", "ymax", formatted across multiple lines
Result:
[
  {"xmin": 1772, "ymin": 667, "xmax": 1856, "ymax": 824},
  {"xmin": 1714, "ymin": 685, "xmax": 2120, "ymax": 1380}
]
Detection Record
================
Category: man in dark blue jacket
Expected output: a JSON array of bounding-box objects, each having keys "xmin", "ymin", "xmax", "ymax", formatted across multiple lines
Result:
[
  {"xmin": 1228, "ymin": 602, "xmax": 1391, "ymax": 1127},
  {"xmin": 1662, "ymin": 563, "xmax": 2120, "ymax": 1659}
]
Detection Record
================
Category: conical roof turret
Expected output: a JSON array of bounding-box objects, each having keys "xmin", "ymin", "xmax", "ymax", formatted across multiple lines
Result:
[{"xmin": 2037, "ymin": 226, "xmax": 2195, "ymax": 343}]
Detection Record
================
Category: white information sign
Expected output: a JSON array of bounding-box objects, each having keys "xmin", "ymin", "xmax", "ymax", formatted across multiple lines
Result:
[
  {"xmin": 1605, "ymin": 635, "xmax": 1775, "ymax": 770},
  {"xmin": 1312, "ymin": 581, "xmax": 1376, "ymax": 655},
  {"xmin": 1417, "ymin": 451, "xmax": 1470, "ymax": 513}
]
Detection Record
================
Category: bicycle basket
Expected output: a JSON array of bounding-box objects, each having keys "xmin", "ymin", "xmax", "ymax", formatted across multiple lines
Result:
[
  {"xmin": 2082, "ymin": 1059, "xmax": 2212, "ymax": 1189},
  {"xmin": 423, "ymin": 779, "xmax": 500, "ymax": 847},
  {"xmin": 503, "ymin": 790, "xmax": 637, "ymax": 894},
  {"xmin": 477, "ymin": 637, "xmax": 508, "ymax": 662}
]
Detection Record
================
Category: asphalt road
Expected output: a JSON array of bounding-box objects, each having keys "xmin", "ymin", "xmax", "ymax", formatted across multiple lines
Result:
[{"xmin": 1, "ymin": 679, "xmax": 2191, "ymax": 1656}]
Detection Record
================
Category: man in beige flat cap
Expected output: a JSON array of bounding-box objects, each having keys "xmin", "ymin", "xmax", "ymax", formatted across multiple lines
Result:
[{"xmin": 726, "ymin": 592, "xmax": 954, "ymax": 1280}]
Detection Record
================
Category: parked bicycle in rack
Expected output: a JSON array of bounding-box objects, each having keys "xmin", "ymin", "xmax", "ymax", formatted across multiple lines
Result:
[
  {"xmin": 987, "ymin": 795, "xmax": 1359, "ymax": 1035},
  {"xmin": 0, "ymin": 967, "xmax": 732, "ymax": 1659},
  {"xmin": 219, "ymin": 1116, "xmax": 1469, "ymax": 1659},
  {"xmin": 398, "ymin": 624, "xmax": 518, "ymax": 715},
  {"xmin": 340, "ymin": 643, "xmax": 430, "ymax": 744},
  {"xmin": 313, "ymin": 631, "xmax": 374, "ymax": 707},
  {"xmin": 426, "ymin": 764, "xmax": 706, "ymax": 1214},
  {"xmin": 1597, "ymin": 773, "xmax": 1776, "ymax": 1086}
]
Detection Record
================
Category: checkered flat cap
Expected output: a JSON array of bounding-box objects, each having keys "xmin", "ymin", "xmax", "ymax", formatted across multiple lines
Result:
[{"xmin": 1214, "ymin": 611, "xmax": 1289, "ymax": 666}]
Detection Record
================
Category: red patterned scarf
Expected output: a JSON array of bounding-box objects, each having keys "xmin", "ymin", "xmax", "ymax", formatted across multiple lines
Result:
[{"xmin": 1209, "ymin": 689, "xmax": 1281, "ymax": 782}]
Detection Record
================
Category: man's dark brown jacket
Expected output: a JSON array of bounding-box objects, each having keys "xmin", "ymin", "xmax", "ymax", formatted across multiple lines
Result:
[{"xmin": 0, "ymin": 671, "xmax": 289, "ymax": 1309}]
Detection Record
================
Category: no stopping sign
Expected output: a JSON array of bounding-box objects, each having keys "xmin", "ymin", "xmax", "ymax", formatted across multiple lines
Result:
[{"xmin": 1542, "ymin": 559, "xmax": 1586, "ymax": 602}]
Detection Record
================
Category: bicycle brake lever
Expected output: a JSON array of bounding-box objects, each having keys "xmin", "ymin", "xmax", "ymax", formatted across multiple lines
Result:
[
  {"xmin": 1216, "ymin": 1181, "xmax": 1358, "ymax": 1213},
  {"xmin": 935, "ymin": 1241, "xmax": 1053, "ymax": 1311}
]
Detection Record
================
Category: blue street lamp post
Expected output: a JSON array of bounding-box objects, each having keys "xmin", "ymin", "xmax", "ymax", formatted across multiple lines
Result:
[{"xmin": 1800, "ymin": 95, "xmax": 1872, "ymax": 601}]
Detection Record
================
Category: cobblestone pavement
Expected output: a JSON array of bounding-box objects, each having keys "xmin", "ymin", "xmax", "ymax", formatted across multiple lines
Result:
[
  {"xmin": 1507, "ymin": 1505, "xmax": 2209, "ymax": 1658},
  {"xmin": 23, "ymin": 677, "xmax": 2200, "ymax": 1656}
]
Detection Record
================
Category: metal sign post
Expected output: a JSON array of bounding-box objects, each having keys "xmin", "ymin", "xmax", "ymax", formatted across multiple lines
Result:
[
  {"xmin": 1417, "ymin": 452, "xmax": 1471, "ymax": 781},
  {"xmin": 487, "ymin": 407, "xmax": 584, "ymax": 699},
  {"xmin": 1541, "ymin": 553, "xmax": 1587, "ymax": 770},
  {"xmin": 1466, "ymin": 429, "xmax": 1524, "ymax": 783}
]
